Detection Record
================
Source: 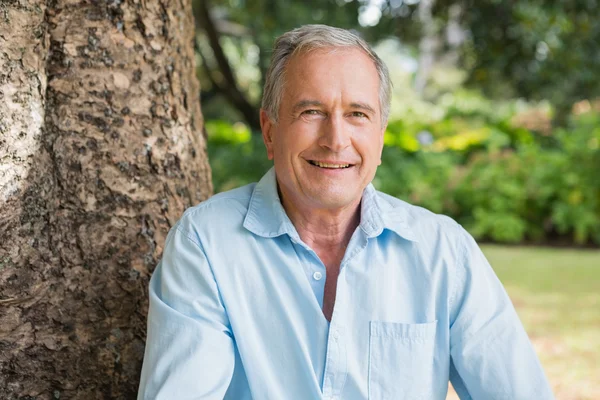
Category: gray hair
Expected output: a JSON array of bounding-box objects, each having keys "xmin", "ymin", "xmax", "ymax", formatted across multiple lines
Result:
[{"xmin": 261, "ymin": 24, "xmax": 392, "ymax": 125}]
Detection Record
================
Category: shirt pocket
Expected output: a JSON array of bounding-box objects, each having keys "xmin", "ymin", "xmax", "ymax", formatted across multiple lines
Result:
[{"xmin": 368, "ymin": 320, "xmax": 437, "ymax": 400}]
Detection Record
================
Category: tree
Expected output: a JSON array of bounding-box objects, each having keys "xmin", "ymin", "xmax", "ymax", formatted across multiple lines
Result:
[
  {"xmin": 457, "ymin": 0, "xmax": 600, "ymax": 126},
  {"xmin": 377, "ymin": 0, "xmax": 600, "ymax": 126},
  {"xmin": 0, "ymin": 0, "xmax": 212, "ymax": 397}
]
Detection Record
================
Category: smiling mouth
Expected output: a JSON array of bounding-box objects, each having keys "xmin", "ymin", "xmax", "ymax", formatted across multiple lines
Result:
[{"xmin": 308, "ymin": 160, "xmax": 352, "ymax": 169}]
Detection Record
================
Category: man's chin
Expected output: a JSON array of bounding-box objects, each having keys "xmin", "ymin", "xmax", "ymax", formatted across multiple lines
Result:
[{"xmin": 306, "ymin": 189, "xmax": 362, "ymax": 211}]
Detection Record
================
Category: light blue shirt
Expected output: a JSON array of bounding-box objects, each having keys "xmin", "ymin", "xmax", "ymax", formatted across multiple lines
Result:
[{"xmin": 138, "ymin": 168, "xmax": 553, "ymax": 400}]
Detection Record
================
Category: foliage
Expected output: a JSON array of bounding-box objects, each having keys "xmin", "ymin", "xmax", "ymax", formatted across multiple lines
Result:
[
  {"xmin": 383, "ymin": 110, "xmax": 600, "ymax": 245},
  {"xmin": 205, "ymin": 119, "xmax": 252, "ymax": 145},
  {"xmin": 374, "ymin": 148, "xmax": 459, "ymax": 215},
  {"xmin": 461, "ymin": 0, "xmax": 600, "ymax": 124},
  {"xmin": 207, "ymin": 126, "xmax": 272, "ymax": 192},
  {"xmin": 380, "ymin": 0, "xmax": 600, "ymax": 124}
]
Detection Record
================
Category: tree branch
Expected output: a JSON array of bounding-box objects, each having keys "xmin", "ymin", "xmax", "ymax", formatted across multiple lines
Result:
[{"xmin": 195, "ymin": 0, "xmax": 261, "ymax": 131}]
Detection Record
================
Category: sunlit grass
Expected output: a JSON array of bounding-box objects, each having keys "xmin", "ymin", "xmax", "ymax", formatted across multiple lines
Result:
[{"xmin": 448, "ymin": 245, "xmax": 600, "ymax": 400}]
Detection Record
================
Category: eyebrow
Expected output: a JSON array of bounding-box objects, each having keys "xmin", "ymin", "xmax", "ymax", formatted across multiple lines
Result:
[
  {"xmin": 292, "ymin": 100, "xmax": 377, "ymax": 115},
  {"xmin": 349, "ymin": 102, "xmax": 376, "ymax": 115},
  {"xmin": 292, "ymin": 100, "xmax": 324, "ymax": 113}
]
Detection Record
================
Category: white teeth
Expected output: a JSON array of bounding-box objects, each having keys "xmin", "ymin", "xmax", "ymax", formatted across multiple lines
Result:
[{"xmin": 312, "ymin": 161, "xmax": 350, "ymax": 169}]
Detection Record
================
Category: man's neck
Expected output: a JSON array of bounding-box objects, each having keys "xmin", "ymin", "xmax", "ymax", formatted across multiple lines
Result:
[{"xmin": 279, "ymin": 190, "xmax": 361, "ymax": 254}]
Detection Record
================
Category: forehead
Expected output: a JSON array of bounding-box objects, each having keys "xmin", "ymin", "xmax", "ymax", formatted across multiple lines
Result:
[{"xmin": 281, "ymin": 47, "xmax": 380, "ymax": 104}]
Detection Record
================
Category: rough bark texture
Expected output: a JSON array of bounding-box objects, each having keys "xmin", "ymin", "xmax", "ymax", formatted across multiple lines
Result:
[{"xmin": 0, "ymin": 0, "xmax": 212, "ymax": 397}]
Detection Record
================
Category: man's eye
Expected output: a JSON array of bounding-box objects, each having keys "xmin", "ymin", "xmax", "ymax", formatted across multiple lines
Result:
[
  {"xmin": 302, "ymin": 110, "xmax": 320, "ymax": 115},
  {"xmin": 350, "ymin": 111, "xmax": 367, "ymax": 118}
]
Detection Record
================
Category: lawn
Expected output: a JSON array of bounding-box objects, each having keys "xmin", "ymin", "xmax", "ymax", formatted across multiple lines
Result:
[{"xmin": 447, "ymin": 245, "xmax": 600, "ymax": 400}]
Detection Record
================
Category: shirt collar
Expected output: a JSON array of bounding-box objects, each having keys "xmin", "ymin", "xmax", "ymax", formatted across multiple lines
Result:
[
  {"xmin": 243, "ymin": 167, "xmax": 418, "ymax": 242},
  {"xmin": 243, "ymin": 168, "xmax": 299, "ymax": 240}
]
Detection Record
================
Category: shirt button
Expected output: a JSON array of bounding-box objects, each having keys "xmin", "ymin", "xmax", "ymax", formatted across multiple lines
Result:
[
  {"xmin": 313, "ymin": 271, "xmax": 323, "ymax": 281},
  {"xmin": 332, "ymin": 330, "xmax": 340, "ymax": 339}
]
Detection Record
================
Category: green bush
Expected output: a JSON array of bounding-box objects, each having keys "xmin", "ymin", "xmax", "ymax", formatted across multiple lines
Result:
[
  {"xmin": 374, "ymin": 148, "xmax": 459, "ymax": 215},
  {"xmin": 543, "ymin": 113, "xmax": 600, "ymax": 244},
  {"xmin": 207, "ymin": 128, "xmax": 271, "ymax": 193},
  {"xmin": 450, "ymin": 112, "xmax": 600, "ymax": 244}
]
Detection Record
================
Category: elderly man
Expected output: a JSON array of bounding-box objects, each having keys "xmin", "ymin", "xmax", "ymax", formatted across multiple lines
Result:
[{"xmin": 138, "ymin": 25, "xmax": 553, "ymax": 399}]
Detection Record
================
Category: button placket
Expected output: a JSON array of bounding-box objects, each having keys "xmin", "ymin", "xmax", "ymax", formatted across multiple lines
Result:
[
  {"xmin": 289, "ymin": 238, "xmax": 326, "ymax": 310},
  {"xmin": 322, "ymin": 271, "xmax": 348, "ymax": 398},
  {"xmin": 322, "ymin": 232, "xmax": 367, "ymax": 398},
  {"xmin": 322, "ymin": 325, "xmax": 347, "ymax": 398}
]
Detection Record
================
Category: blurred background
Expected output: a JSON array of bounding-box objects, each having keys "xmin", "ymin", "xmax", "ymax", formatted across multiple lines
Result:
[{"xmin": 191, "ymin": 0, "xmax": 599, "ymax": 398}]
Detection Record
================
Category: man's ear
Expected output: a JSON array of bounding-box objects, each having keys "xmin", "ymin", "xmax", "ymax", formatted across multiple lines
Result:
[{"xmin": 260, "ymin": 109, "xmax": 275, "ymax": 160}]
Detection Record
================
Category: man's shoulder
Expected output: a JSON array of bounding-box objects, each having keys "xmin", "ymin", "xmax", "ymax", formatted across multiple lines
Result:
[
  {"xmin": 174, "ymin": 183, "xmax": 256, "ymax": 234},
  {"xmin": 375, "ymin": 190, "xmax": 462, "ymax": 240}
]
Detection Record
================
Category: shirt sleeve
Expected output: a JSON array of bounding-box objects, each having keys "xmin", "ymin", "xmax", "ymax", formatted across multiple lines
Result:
[
  {"xmin": 137, "ymin": 226, "xmax": 235, "ymax": 400},
  {"xmin": 448, "ymin": 225, "xmax": 554, "ymax": 400}
]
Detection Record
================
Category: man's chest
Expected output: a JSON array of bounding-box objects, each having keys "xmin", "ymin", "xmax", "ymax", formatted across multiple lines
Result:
[
  {"xmin": 207, "ymin": 233, "xmax": 456, "ymax": 335},
  {"xmin": 208, "ymin": 236, "xmax": 455, "ymax": 399}
]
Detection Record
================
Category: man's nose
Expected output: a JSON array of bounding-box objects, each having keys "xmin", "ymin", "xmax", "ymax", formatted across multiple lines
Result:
[{"xmin": 318, "ymin": 114, "xmax": 351, "ymax": 151}]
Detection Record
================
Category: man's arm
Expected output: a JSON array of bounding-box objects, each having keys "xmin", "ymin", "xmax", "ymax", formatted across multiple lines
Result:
[
  {"xmin": 138, "ymin": 226, "xmax": 235, "ymax": 399},
  {"xmin": 449, "ymin": 226, "xmax": 554, "ymax": 399}
]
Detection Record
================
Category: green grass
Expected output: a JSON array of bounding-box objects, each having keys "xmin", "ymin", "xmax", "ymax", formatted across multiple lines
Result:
[{"xmin": 482, "ymin": 245, "xmax": 600, "ymax": 400}]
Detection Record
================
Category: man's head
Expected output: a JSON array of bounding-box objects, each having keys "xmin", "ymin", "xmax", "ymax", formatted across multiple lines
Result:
[
  {"xmin": 262, "ymin": 25, "xmax": 392, "ymax": 125},
  {"xmin": 260, "ymin": 25, "xmax": 391, "ymax": 213}
]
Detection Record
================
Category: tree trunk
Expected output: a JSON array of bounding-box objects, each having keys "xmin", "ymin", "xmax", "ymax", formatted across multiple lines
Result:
[
  {"xmin": 414, "ymin": 0, "xmax": 439, "ymax": 95},
  {"xmin": 0, "ymin": 0, "xmax": 212, "ymax": 398}
]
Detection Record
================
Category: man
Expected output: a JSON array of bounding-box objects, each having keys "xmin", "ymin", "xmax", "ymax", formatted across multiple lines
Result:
[{"xmin": 138, "ymin": 25, "xmax": 553, "ymax": 399}]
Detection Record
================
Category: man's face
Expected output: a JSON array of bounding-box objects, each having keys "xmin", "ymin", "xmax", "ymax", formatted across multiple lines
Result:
[{"xmin": 261, "ymin": 47, "xmax": 386, "ymax": 212}]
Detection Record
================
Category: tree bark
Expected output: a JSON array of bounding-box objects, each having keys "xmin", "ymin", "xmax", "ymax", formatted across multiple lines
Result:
[{"xmin": 0, "ymin": 0, "xmax": 212, "ymax": 398}]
